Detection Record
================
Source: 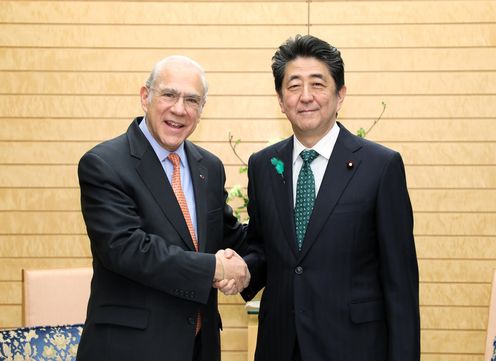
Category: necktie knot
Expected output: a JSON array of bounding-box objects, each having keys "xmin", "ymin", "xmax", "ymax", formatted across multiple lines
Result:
[{"xmin": 300, "ymin": 149, "xmax": 319, "ymax": 164}]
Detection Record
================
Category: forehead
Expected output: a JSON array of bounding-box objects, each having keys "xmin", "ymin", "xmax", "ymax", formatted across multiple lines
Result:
[
  {"xmin": 154, "ymin": 62, "xmax": 204, "ymax": 95},
  {"xmin": 283, "ymin": 57, "xmax": 332, "ymax": 82}
]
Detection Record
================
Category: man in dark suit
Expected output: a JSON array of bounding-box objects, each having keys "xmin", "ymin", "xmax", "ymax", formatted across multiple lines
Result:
[
  {"xmin": 241, "ymin": 35, "xmax": 420, "ymax": 361},
  {"xmin": 77, "ymin": 55, "xmax": 249, "ymax": 361}
]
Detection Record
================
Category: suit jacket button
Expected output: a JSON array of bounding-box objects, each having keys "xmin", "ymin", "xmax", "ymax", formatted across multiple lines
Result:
[
  {"xmin": 187, "ymin": 317, "xmax": 196, "ymax": 325},
  {"xmin": 295, "ymin": 266, "xmax": 303, "ymax": 275}
]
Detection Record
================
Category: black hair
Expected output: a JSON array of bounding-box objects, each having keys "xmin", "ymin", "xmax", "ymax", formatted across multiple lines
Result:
[{"xmin": 272, "ymin": 34, "xmax": 344, "ymax": 96}]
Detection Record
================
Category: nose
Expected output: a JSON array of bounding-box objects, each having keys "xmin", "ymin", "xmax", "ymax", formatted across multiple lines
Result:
[
  {"xmin": 300, "ymin": 85, "xmax": 313, "ymax": 102},
  {"xmin": 170, "ymin": 96, "xmax": 187, "ymax": 115}
]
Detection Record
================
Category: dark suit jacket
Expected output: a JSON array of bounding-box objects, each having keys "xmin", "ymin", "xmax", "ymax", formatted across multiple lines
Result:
[
  {"xmin": 242, "ymin": 123, "xmax": 420, "ymax": 361},
  {"xmin": 76, "ymin": 117, "xmax": 245, "ymax": 361}
]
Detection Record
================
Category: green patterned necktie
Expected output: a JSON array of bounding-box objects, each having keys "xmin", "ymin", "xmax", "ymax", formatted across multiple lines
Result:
[{"xmin": 295, "ymin": 149, "xmax": 319, "ymax": 251}]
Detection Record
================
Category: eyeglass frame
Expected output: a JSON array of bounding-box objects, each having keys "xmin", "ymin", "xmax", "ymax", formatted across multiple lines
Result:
[{"xmin": 147, "ymin": 86, "xmax": 205, "ymax": 112}]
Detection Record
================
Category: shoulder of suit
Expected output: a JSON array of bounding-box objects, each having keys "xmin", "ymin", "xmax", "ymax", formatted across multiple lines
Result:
[
  {"xmin": 185, "ymin": 140, "xmax": 222, "ymax": 164},
  {"xmin": 80, "ymin": 133, "xmax": 127, "ymax": 163},
  {"xmin": 357, "ymin": 135, "xmax": 398, "ymax": 158},
  {"xmin": 337, "ymin": 121, "xmax": 394, "ymax": 155},
  {"xmin": 249, "ymin": 137, "xmax": 291, "ymax": 162},
  {"xmin": 349, "ymin": 134, "xmax": 401, "ymax": 168}
]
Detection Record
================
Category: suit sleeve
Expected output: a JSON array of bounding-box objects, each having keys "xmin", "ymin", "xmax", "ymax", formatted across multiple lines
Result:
[
  {"xmin": 376, "ymin": 152, "xmax": 420, "ymax": 360},
  {"xmin": 78, "ymin": 151, "xmax": 216, "ymax": 304},
  {"xmin": 218, "ymin": 164, "xmax": 248, "ymax": 255},
  {"xmin": 241, "ymin": 154, "xmax": 267, "ymax": 301}
]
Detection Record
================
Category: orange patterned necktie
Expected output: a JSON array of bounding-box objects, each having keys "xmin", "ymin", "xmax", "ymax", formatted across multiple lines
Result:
[
  {"xmin": 168, "ymin": 153, "xmax": 199, "ymax": 252},
  {"xmin": 168, "ymin": 152, "xmax": 201, "ymax": 333}
]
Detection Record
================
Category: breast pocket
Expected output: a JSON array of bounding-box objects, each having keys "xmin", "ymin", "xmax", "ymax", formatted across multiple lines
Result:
[{"xmin": 333, "ymin": 202, "xmax": 370, "ymax": 215}]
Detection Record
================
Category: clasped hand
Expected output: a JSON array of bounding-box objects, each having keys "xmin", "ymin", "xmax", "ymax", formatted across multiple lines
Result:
[{"xmin": 213, "ymin": 249, "xmax": 250, "ymax": 295}]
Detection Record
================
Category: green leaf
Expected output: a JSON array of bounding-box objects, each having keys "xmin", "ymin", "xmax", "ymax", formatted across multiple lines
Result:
[
  {"xmin": 270, "ymin": 157, "xmax": 285, "ymax": 175},
  {"xmin": 227, "ymin": 185, "xmax": 242, "ymax": 200}
]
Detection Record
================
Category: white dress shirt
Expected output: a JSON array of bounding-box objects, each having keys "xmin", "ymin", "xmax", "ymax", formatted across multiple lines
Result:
[{"xmin": 292, "ymin": 122, "xmax": 340, "ymax": 207}]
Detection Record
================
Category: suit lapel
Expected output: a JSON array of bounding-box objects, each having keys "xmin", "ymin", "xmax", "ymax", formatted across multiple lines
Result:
[
  {"xmin": 269, "ymin": 137, "xmax": 299, "ymax": 257},
  {"xmin": 185, "ymin": 141, "xmax": 208, "ymax": 253},
  {"xmin": 298, "ymin": 123, "xmax": 362, "ymax": 259},
  {"xmin": 128, "ymin": 118, "xmax": 196, "ymax": 251}
]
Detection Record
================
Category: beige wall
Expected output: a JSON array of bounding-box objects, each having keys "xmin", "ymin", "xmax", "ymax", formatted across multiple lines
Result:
[{"xmin": 0, "ymin": 1, "xmax": 495, "ymax": 360}]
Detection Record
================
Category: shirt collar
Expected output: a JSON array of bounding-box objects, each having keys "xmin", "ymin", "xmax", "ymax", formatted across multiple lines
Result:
[
  {"xmin": 292, "ymin": 121, "xmax": 340, "ymax": 164},
  {"xmin": 139, "ymin": 116, "xmax": 187, "ymax": 165}
]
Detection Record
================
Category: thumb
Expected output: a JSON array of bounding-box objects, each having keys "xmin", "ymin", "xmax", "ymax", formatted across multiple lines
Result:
[{"xmin": 224, "ymin": 248, "xmax": 236, "ymax": 259}]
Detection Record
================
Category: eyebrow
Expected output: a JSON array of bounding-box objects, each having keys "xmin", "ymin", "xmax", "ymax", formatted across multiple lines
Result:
[
  {"xmin": 287, "ymin": 73, "xmax": 326, "ymax": 82},
  {"xmin": 157, "ymin": 87, "xmax": 201, "ymax": 98}
]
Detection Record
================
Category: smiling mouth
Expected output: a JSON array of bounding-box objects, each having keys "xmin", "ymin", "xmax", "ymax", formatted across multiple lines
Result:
[
  {"xmin": 298, "ymin": 109, "xmax": 317, "ymax": 114},
  {"xmin": 165, "ymin": 120, "xmax": 184, "ymax": 128}
]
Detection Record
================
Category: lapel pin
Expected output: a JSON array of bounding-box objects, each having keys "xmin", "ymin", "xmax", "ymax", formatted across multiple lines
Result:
[
  {"xmin": 199, "ymin": 174, "xmax": 205, "ymax": 180},
  {"xmin": 347, "ymin": 161, "xmax": 354, "ymax": 169}
]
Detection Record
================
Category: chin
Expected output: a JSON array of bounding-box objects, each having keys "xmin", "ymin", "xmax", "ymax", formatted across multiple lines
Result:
[
  {"xmin": 295, "ymin": 120, "xmax": 320, "ymax": 130},
  {"xmin": 160, "ymin": 139, "xmax": 182, "ymax": 151}
]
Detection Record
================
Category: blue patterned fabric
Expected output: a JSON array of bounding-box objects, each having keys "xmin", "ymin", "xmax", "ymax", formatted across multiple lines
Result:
[{"xmin": 0, "ymin": 324, "xmax": 83, "ymax": 360}]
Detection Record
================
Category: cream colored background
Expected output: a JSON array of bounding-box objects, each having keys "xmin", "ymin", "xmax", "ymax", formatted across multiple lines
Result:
[{"xmin": 0, "ymin": 1, "xmax": 495, "ymax": 360}]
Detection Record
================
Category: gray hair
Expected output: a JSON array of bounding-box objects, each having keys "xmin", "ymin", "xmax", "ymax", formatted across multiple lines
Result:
[{"xmin": 145, "ymin": 55, "xmax": 209, "ymax": 102}]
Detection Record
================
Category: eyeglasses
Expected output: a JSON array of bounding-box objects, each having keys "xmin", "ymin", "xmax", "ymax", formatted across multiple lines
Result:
[{"xmin": 148, "ymin": 87, "xmax": 204, "ymax": 111}]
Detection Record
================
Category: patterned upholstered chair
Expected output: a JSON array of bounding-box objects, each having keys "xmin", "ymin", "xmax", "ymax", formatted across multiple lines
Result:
[
  {"xmin": 0, "ymin": 324, "xmax": 83, "ymax": 360},
  {"xmin": 0, "ymin": 268, "xmax": 92, "ymax": 360}
]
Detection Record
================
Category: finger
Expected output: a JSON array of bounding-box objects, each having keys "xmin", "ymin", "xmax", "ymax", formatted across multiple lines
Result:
[
  {"xmin": 224, "ymin": 248, "xmax": 235, "ymax": 259},
  {"xmin": 216, "ymin": 249, "xmax": 225, "ymax": 257},
  {"xmin": 226, "ymin": 287, "xmax": 238, "ymax": 296},
  {"xmin": 214, "ymin": 279, "xmax": 228, "ymax": 289},
  {"xmin": 217, "ymin": 279, "xmax": 234, "ymax": 292},
  {"xmin": 221, "ymin": 279, "xmax": 238, "ymax": 295},
  {"xmin": 225, "ymin": 285, "xmax": 238, "ymax": 295}
]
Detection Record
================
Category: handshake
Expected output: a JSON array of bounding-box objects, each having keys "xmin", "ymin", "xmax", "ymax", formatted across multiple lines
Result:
[{"xmin": 213, "ymin": 249, "xmax": 250, "ymax": 296}]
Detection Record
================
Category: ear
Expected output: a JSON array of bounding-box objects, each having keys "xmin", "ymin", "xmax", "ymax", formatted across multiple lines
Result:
[
  {"xmin": 198, "ymin": 98, "xmax": 206, "ymax": 117},
  {"xmin": 140, "ymin": 86, "xmax": 150, "ymax": 113},
  {"xmin": 335, "ymin": 85, "xmax": 347, "ymax": 113},
  {"xmin": 195, "ymin": 112, "xmax": 201, "ymax": 126}
]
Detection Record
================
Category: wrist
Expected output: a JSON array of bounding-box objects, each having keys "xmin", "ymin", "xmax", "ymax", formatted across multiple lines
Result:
[{"xmin": 214, "ymin": 254, "xmax": 225, "ymax": 281}]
